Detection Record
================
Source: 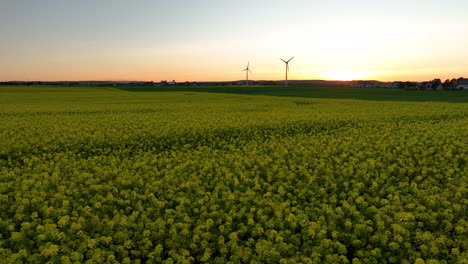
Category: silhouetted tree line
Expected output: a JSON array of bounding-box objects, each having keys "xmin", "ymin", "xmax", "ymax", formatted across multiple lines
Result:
[{"xmin": 394, "ymin": 77, "xmax": 465, "ymax": 90}]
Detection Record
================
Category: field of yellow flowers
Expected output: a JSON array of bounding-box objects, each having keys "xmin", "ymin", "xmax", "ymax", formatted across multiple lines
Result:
[{"xmin": 1, "ymin": 86, "xmax": 467, "ymax": 263}]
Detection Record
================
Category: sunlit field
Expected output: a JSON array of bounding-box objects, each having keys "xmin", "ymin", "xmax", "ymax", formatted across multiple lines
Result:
[{"xmin": 1, "ymin": 85, "xmax": 467, "ymax": 263}]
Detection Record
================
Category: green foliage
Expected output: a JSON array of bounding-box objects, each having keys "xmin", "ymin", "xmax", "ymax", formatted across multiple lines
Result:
[
  {"xmin": 116, "ymin": 85, "xmax": 468, "ymax": 103},
  {"xmin": 0, "ymin": 86, "xmax": 467, "ymax": 263}
]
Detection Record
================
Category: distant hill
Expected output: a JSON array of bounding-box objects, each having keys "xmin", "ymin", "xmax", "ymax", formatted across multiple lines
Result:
[{"xmin": 0, "ymin": 80, "xmax": 393, "ymax": 87}]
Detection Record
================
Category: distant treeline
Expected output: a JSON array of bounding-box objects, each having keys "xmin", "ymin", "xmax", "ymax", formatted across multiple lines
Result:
[
  {"xmin": 0, "ymin": 80, "xmax": 388, "ymax": 87},
  {"xmin": 1, "ymin": 78, "xmax": 466, "ymax": 91}
]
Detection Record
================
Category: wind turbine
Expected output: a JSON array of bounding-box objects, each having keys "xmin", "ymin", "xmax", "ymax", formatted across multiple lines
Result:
[
  {"xmin": 243, "ymin": 62, "xmax": 252, "ymax": 85},
  {"xmin": 280, "ymin": 56, "xmax": 294, "ymax": 86}
]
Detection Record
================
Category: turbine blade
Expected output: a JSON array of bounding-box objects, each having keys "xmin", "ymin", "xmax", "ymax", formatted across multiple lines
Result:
[
  {"xmin": 280, "ymin": 58, "xmax": 286, "ymax": 63},
  {"xmin": 287, "ymin": 56, "xmax": 295, "ymax": 63}
]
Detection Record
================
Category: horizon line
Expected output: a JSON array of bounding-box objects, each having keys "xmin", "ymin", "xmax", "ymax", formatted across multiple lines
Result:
[{"xmin": 2, "ymin": 78, "xmax": 462, "ymax": 83}]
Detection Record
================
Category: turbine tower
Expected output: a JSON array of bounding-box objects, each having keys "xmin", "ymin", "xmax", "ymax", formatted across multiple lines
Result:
[
  {"xmin": 280, "ymin": 56, "xmax": 294, "ymax": 86},
  {"xmin": 243, "ymin": 62, "xmax": 252, "ymax": 85}
]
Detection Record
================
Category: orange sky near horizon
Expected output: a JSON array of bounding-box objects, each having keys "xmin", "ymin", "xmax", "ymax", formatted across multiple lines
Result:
[{"xmin": 1, "ymin": 0, "xmax": 467, "ymax": 82}]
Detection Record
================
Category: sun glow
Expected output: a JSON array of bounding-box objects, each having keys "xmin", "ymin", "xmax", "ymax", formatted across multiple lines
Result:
[{"xmin": 318, "ymin": 70, "xmax": 373, "ymax": 81}]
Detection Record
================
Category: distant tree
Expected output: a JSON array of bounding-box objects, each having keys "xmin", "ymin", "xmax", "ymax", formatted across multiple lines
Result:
[
  {"xmin": 395, "ymin": 82, "xmax": 406, "ymax": 89},
  {"xmin": 405, "ymin": 82, "xmax": 417, "ymax": 90},
  {"xmin": 443, "ymin": 79, "xmax": 450, "ymax": 88}
]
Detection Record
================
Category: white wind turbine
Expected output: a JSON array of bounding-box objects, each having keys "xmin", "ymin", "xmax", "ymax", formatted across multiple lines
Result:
[
  {"xmin": 280, "ymin": 56, "xmax": 294, "ymax": 86},
  {"xmin": 243, "ymin": 62, "xmax": 252, "ymax": 85}
]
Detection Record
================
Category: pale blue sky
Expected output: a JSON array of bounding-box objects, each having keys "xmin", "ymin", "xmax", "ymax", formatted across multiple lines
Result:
[{"xmin": 1, "ymin": 0, "xmax": 467, "ymax": 81}]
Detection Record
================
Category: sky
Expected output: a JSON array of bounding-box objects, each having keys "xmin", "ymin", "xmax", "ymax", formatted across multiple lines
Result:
[{"xmin": 1, "ymin": 0, "xmax": 467, "ymax": 82}]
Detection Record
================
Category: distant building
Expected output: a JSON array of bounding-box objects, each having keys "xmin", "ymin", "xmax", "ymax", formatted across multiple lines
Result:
[
  {"xmin": 357, "ymin": 81, "xmax": 375, "ymax": 88},
  {"xmin": 393, "ymin": 81, "xmax": 417, "ymax": 90},
  {"xmin": 457, "ymin": 79, "xmax": 468, "ymax": 90},
  {"xmin": 447, "ymin": 83, "xmax": 458, "ymax": 90},
  {"xmin": 392, "ymin": 82, "xmax": 403, "ymax": 89},
  {"xmin": 423, "ymin": 82, "xmax": 433, "ymax": 90},
  {"xmin": 417, "ymin": 80, "xmax": 442, "ymax": 91}
]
